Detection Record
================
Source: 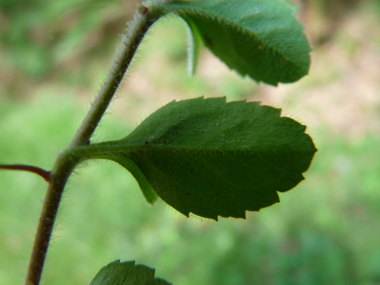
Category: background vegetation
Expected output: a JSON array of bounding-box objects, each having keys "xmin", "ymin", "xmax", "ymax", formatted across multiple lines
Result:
[{"xmin": 1, "ymin": 0, "xmax": 380, "ymax": 284}]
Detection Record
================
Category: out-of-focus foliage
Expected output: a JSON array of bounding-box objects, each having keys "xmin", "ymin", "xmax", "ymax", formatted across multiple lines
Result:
[
  {"xmin": 0, "ymin": 0, "xmax": 138, "ymax": 80},
  {"xmin": 297, "ymin": 0, "xmax": 380, "ymax": 45}
]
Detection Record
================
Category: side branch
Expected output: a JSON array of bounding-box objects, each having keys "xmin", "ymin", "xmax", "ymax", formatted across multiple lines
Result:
[{"xmin": 0, "ymin": 164, "xmax": 50, "ymax": 182}]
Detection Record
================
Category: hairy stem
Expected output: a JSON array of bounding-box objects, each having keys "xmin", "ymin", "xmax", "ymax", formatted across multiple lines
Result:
[
  {"xmin": 70, "ymin": 6, "xmax": 160, "ymax": 147},
  {"xmin": 25, "ymin": 5, "xmax": 161, "ymax": 285},
  {"xmin": 25, "ymin": 154, "xmax": 78, "ymax": 285},
  {"xmin": 0, "ymin": 164, "xmax": 50, "ymax": 182}
]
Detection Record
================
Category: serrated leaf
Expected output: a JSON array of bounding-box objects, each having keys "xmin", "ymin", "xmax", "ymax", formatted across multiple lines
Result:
[
  {"xmin": 75, "ymin": 97, "xmax": 317, "ymax": 220},
  {"xmin": 155, "ymin": 0, "xmax": 311, "ymax": 85},
  {"xmin": 90, "ymin": 260, "xmax": 171, "ymax": 285}
]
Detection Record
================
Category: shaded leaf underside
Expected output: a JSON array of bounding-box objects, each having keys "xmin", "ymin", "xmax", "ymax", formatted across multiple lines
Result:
[{"xmin": 155, "ymin": 0, "xmax": 311, "ymax": 85}]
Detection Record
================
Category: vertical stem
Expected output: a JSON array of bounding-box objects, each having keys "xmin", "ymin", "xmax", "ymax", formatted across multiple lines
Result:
[
  {"xmin": 25, "ymin": 155, "xmax": 78, "ymax": 285},
  {"xmin": 25, "ymin": 5, "xmax": 160, "ymax": 285},
  {"xmin": 69, "ymin": 7, "xmax": 159, "ymax": 148}
]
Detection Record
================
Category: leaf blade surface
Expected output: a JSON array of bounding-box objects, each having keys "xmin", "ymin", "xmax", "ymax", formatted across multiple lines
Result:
[
  {"xmin": 90, "ymin": 260, "xmax": 171, "ymax": 285},
  {"xmin": 156, "ymin": 0, "xmax": 311, "ymax": 85},
  {"xmin": 79, "ymin": 97, "xmax": 316, "ymax": 220}
]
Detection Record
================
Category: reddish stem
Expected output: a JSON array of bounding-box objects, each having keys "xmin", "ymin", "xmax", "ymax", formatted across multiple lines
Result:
[{"xmin": 0, "ymin": 164, "xmax": 50, "ymax": 182}]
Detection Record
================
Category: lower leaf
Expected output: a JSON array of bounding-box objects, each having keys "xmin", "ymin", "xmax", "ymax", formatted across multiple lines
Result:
[{"xmin": 90, "ymin": 260, "xmax": 171, "ymax": 285}]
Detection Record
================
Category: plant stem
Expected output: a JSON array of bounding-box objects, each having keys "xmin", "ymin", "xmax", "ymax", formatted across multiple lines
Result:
[
  {"xmin": 25, "ymin": 5, "xmax": 161, "ymax": 285},
  {"xmin": 25, "ymin": 154, "xmax": 78, "ymax": 285},
  {"xmin": 69, "ymin": 6, "xmax": 160, "ymax": 147},
  {"xmin": 0, "ymin": 164, "xmax": 50, "ymax": 182}
]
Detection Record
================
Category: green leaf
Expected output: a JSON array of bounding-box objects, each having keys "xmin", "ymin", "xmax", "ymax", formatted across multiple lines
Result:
[
  {"xmin": 185, "ymin": 18, "xmax": 202, "ymax": 76},
  {"xmin": 110, "ymin": 156, "xmax": 158, "ymax": 204},
  {"xmin": 74, "ymin": 97, "xmax": 317, "ymax": 220},
  {"xmin": 155, "ymin": 0, "xmax": 311, "ymax": 85},
  {"xmin": 90, "ymin": 260, "xmax": 171, "ymax": 285}
]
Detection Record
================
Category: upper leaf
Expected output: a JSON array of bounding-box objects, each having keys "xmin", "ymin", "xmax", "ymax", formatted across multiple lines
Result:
[
  {"xmin": 90, "ymin": 260, "xmax": 171, "ymax": 285},
  {"xmin": 75, "ymin": 97, "xmax": 317, "ymax": 220},
  {"xmin": 154, "ymin": 0, "xmax": 311, "ymax": 85}
]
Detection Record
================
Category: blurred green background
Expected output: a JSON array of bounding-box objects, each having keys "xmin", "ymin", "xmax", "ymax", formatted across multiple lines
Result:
[{"xmin": 1, "ymin": 0, "xmax": 380, "ymax": 284}]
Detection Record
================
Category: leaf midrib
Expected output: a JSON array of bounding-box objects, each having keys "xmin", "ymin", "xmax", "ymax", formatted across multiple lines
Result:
[{"xmin": 73, "ymin": 142, "xmax": 309, "ymax": 162}]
